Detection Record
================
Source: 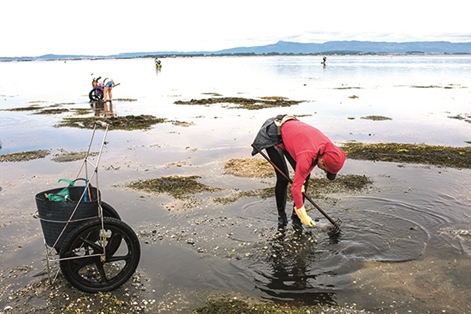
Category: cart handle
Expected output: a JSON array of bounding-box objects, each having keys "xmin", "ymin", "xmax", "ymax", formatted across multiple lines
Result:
[
  {"xmin": 95, "ymin": 120, "xmax": 109, "ymax": 128},
  {"xmin": 74, "ymin": 178, "xmax": 93, "ymax": 202}
]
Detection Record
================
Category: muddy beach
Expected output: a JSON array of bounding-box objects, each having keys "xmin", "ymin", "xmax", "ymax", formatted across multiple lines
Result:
[
  {"xmin": 2, "ymin": 56, "xmax": 471, "ymax": 313},
  {"xmin": 2, "ymin": 96, "xmax": 471, "ymax": 314},
  {"xmin": 0, "ymin": 109, "xmax": 369, "ymax": 314}
]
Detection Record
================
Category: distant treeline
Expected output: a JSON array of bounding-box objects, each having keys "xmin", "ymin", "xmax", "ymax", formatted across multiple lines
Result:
[
  {"xmin": 3, "ymin": 51, "xmax": 469, "ymax": 62},
  {"xmin": 3, "ymin": 40, "xmax": 471, "ymax": 61}
]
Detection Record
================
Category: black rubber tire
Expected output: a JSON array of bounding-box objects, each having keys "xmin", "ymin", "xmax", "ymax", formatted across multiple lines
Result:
[
  {"xmin": 59, "ymin": 217, "xmax": 140, "ymax": 293},
  {"xmin": 89, "ymin": 89, "xmax": 103, "ymax": 101},
  {"xmin": 101, "ymin": 201, "xmax": 121, "ymax": 220}
]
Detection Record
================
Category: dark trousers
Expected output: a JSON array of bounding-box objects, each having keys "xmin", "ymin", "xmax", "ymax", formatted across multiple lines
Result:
[{"xmin": 266, "ymin": 146, "xmax": 310, "ymax": 218}]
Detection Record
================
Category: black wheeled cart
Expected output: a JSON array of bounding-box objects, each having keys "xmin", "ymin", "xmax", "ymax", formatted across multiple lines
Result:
[{"xmin": 35, "ymin": 121, "xmax": 140, "ymax": 293}]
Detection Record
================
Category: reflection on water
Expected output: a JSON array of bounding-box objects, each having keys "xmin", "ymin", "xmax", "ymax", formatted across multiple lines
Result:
[
  {"xmin": 224, "ymin": 160, "xmax": 471, "ymax": 310},
  {"xmin": 1, "ymin": 56, "xmax": 471, "ymax": 312},
  {"xmin": 245, "ymin": 195, "xmax": 429, "ymax": 306},
  {"xmin": 91, "ymin": 100, "xmax": 116, "ymax": 117},
  {"xmin": 337, "ymin": 199, "xmax": 429, "ymax": 262},
  {"xmin": 254, "ymin": 228, "xmax": 337, "ymax": 306},
  {"xmin": 1, "ymin": 55, "xmax": 471, "ymax": 154}
]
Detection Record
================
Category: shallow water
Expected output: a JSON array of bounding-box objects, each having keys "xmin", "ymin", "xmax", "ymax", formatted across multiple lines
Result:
[
  {"xmin": 1, "ymin": 55, "xmax": 471, "ymax": 152},
  {"xmin": 1, "ymin": 56, "xmax": 471, "ymax": 313}
]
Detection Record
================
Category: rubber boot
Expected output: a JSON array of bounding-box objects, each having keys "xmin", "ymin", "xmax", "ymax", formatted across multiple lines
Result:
[{"xmin": 277, "ymin": 209, "xmax": 288, "ymax": 228}]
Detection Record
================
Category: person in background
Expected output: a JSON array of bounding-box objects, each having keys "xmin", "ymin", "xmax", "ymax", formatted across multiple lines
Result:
[
  {"xmin": 251, "ymin": 115, "xmax": 346, "ymax": 229},
  {"xmin": 320, "ymin": 52, "xmax": 327, "ymax": 66},
  {"xmin": 102, "ymin": 77, "xmax": 115, "ymax": 102}
]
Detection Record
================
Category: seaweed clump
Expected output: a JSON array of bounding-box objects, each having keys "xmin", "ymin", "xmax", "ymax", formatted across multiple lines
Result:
[
  {"xmin": 56, "ymin": 115, "xmax": 166, "ymax": 130},
  {"xmin": 448, "ymin": 113, "xmax": 471, "ymax": 124},
  {"xmin": 224, "ymin": 158, "xmax": 274, "ymax": 178},
  {"xmin": 193, "ymin": 295, "xmax": 348, "ymax": 314},
  {"xmin": 214, "ymin": 174, "xmax": 371, "ymax": 205},
  {"xmin": 51, "ymin": 151, "xmax": 98, "ymax": 163},
  {"xmin": 217, "ymin": 157, "xmax": 372, "ymax": 204},
  {"xmin": 127, "ymin": 175, "xmax": 221, "ymax": 199},
  {"xmin": 341, "ymin": 142, "xmax": 471, "ymax": 169},
  {"xmin": 307, "ymin": 174, "xmax": 372, "ymax": 198},
  {"xmin": 34, "ymin": 108, "xmax": 70, "ymax": 115},
  {"xmin": 213, "ymin": 188, "xmax": 274, "ymax": 205},
  {"xmin": 360, "ymin": 115, "xmax": 392, "ymax": 121},
  {"xmin": 174, "ymin": 97, "xmax": 302, "ymax": 110},
  {"xmin": 0, "ymin": 150, "xmax": 50, "ymax": 162},
  {"xmin": 4, "ymin": 105, "xmax": 42, "ymax": 112}
]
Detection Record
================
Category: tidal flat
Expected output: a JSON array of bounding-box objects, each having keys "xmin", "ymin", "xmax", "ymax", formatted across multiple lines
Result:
[{"xmin": 1, "ymin": 56, "xmax": 471, "ymax": 313}]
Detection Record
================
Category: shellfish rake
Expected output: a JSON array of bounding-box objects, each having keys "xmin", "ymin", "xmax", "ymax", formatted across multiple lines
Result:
[{"xmin": 251, "ymin": 144, "xmax": 341, "ymax": 233}]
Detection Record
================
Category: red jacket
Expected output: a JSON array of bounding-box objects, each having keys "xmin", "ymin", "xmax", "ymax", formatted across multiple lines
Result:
[{"xmin": 278, "ymin": 120, "xmax": 333, "ymax": 208}]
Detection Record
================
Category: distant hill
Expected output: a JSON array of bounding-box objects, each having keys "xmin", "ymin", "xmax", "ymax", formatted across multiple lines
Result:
[
  {"xmin": 2, "ymin": 40, "xmax": 471, "ymax": 61},
  {"xmin": 214, "ymin": 40, "xmax": 471, "ymax": 55}
]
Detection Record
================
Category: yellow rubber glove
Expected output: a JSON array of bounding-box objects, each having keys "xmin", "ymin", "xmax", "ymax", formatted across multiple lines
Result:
[{"xmin": 295, "ymin": 206, "xmax": 315, "ymax": 227}]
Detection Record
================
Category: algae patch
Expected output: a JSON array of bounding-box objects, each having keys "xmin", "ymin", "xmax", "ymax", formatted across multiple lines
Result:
[
  {"xmin": 334, "ymin": 86, "xmax": 361, "ymax": 90},
  {"xmin": 448, "ymin": 113, "xmax": 471, "ymax": 124},
  {"xmin": 193, "ymin": 295, "xmax": 332, "ymax": 314},
  {"xmin": 171, "ymin": 120, "xmax": 195, "ymax": 127},
  {"xmin": 127, "ymin": 175, "xmax": 221, "ymax": 199},
  {"xmin": 56, "ymin": 115, "xmax": 166, "ymax": 130},
  {"xmin": 217, "ymin": 157, "xmax": 372, "ymax": 204},
  {"xmin": 213, "ymin": 188, "xmax": 274, "ymax": 205},
  {"xmin": 114, "ymin": 98, "xmax": 138, "ymax": 102},
  {"xmin": 51, "ymin": 150, "xmax": 98, "ymax": 163},
  {"xmin": 360, "ymin": 115, "xmax": 392, "ymax": 121},
  {"xmin": 174, "ymin": 97, "xmax": 302, "ymax": 110},
  {"xmin": 224, "ymin": 158, "xmax": 372, "ymax": 193},
  {"xmin": 307, "ymin": 174, "xmax": 372, "ymax": 197},
  {"xmin": 342, "ymin": 142, "xmax": 471, "ymax": 168},
  {"xmin": 34, "ymin": 108, "xmax": 70, "ymax": 115},
  {"xmin": 3, "ymin": 105, "xmax": 42, "ymax": 112},
  {"xmin": 224, "ymin": 158, "xmax": 274, "ymax": 178},
  {"xmin": 0, "ymin": 150, "xmax": 50, "ymax": 162},
  {"xmin": 214, "ymin": 174, "xmax": 372, "ymax": 205}
]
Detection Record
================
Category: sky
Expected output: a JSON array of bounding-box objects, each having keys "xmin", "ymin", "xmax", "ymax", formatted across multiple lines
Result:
[{"xmin": 2, "ymin": 0, "xmax": 470, "ymax": 57}]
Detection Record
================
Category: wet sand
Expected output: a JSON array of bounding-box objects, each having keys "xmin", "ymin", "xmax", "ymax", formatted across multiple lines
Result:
[
  {"xmin": 1, "ymin": 106, "xmax": 471, "ymax": 313},
  {"xmin": 2, "ymin": 61, "xmax": 471, "ymax": 314}
]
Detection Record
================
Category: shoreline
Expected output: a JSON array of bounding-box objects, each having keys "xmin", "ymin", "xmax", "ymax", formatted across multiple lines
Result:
[{"xmin": 2, "ymin": 50, "xmax": 471, "ymax": 63}]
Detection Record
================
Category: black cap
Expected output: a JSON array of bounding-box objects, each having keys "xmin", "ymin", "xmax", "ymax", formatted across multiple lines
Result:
[{"xmin": 326, "ymin": 172, "xmax": 336, "ymax": 180}]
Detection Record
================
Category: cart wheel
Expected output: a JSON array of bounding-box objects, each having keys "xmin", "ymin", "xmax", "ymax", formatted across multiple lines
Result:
[
  {"xmin": 101, "ymin": 201, "xmax": 121, "ymax": 220},
  {"xmin": 89, "ymin": 89, "xmax": 103, "ymax": 101},
  {"xmin": 59, "ymin": 217, "xmax": 140, "ymax": 293}
]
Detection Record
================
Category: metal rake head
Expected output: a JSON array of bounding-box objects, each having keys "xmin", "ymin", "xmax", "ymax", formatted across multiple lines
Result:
[{"xmin": 331, "ymin": 218, "xmax": 342, "ymax": 235}]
